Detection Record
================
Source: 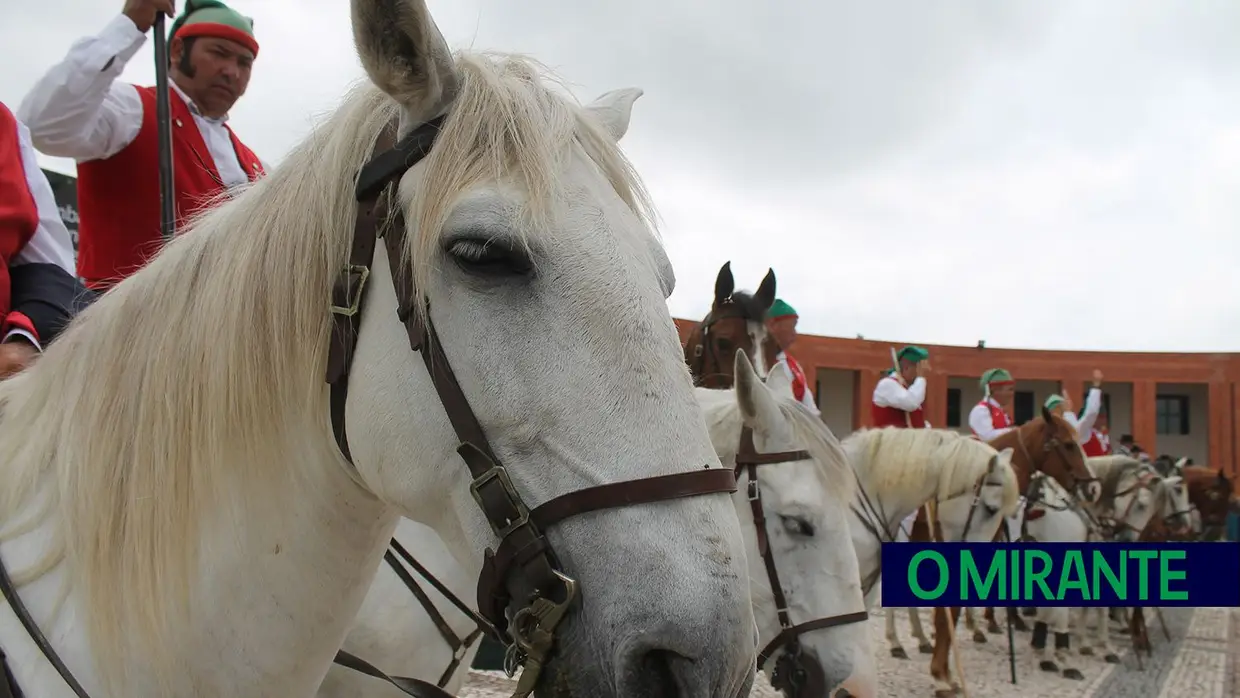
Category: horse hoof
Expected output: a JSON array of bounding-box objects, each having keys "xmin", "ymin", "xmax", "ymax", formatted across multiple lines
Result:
[
  {"xmin": 919, "ymin": 643, "xmax": 934, "ymax": 654},
  {"xmin": 1104, "ymin": 653, "xmax": 1121, "ymax": 664},
  {"xmin": 1013, "ymin": 618, "xmax": 1030, "ymax": 632},
  {"xmin": 837, "ymin": 691, "xmax": 854, "ymax": 698},
  {"xmin": 1079, "ymin": 647, "xmax": 1094, "ymax": 656},
  {"xmin": 987, "ymin": 621, "xmax": 1002, "ymax": 634},
  {"xmin": 890, "ymin": 647, "xmax": 909, "ymax": 660},
  {"xmin": 1064, "ymin": 668, "xmax": 1085, "ymax": 680},
  {"xmin": 1040, "ymin": 660, "xmax": 1059, "ymax": 673},
  {"xmin": 972, "ymin": 631, "xmax": 987, "ymax": 644},
  {"xmin": 933, "ymin": 690, "xmax": 954, "ymax": 698}
]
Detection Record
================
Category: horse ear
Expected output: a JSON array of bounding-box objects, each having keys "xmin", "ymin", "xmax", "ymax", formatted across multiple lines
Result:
[
  {"xmin": 734, "ymin": 350, "xmax": 775, "ymax": 425},
  {"xmin": 997, "ymin": 447, "xmax": 1015, "ymax": 464},
  {"xmin": 753, "ymin": 269, "xmax": 777, "ymax": 311},
  {"xmin": 714, "ymin": 262, "xmax": 735, "ymax": 307},
  {"xmin": 764, "ymin": 361, "xmax": 794, "ymax": 397},
  {"xmin": 351, "ymin": 0, "xmax": 459, "ymax": 121},
  {"xmin": 1040, "ymin": 404, "xmax": 1055, "ymax": 427},
  {"xmin": 585, "ymin": 88, "xmax": 643, "ymax": 141}
]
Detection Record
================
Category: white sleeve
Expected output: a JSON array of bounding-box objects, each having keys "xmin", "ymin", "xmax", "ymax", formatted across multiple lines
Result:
[
  {"xmin": 873, "ymin": 376, "xmax": 926, "ymax": 412},
  {"xmin": 11, "ymin": 120, "xmax": 75, "ymax": 273},
  {"xmin": 16, "ymin": 14, "xmax": 147, "ymax": 162},
  {"xmin": 1074, "ymin": 388, "xmax": 1102, "ymax": 440},
  {"xmin": 968, "ymin": 404, "xmax": 1012, "ymax": 442}
]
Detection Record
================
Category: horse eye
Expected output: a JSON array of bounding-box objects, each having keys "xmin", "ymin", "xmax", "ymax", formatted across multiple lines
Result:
[
  {"xmin": 716, "ymin": 338, "xmax": 734, "ymax": 351},
  {"xmin": 447, "ymin": 237, "xmax": 532, "ymax": 277},
  {"xmin": 780, "ymin": 516, "xmax": 815, "ymax": 537},
  {"xmin": 983, "ymin": 504, "xmax": 999, "ymax": 517}
]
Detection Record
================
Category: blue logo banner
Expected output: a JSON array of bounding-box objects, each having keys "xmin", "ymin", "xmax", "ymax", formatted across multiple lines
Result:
[{"xmin": 880, "ymin": 542, "xmax": 1240, "ymax": 607}]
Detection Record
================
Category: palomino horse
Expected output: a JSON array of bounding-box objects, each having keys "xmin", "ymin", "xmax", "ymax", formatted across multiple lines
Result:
[
  {"xmin": 836, "ymin": 429, "xmax": 1020, "ymax": 660},
  {"xmin": 321, "ymin": 350, "xmax": 876, "ymax": 698},
  {"xmin": 0, "ymin": 2, "xmax": 759, "ymax": 696},
  {"xmin": 918, "ymin": 408, "xmax": 1098, "ymax": 698},
  {"xmin": 683, "ymin": 261, "xmax": 779, "ymax": 388}
]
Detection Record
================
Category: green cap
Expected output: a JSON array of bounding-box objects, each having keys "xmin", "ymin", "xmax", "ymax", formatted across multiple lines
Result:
[
  {"xmin": 170, "ymin": 0, "xmax": 259, "ymax": 57},
  {"xmin": 767, "ymin": 299, "xmax": 797, "ymax": 319},
  {"xmin": 1044, "ymin": 394, "xmax": 1065, "ymax": 411},
  {"xmin": 980, "ymin": 368, "xmax": 1014, "ymax": 398},
  {"xmin": 897, "ymin": 345, "xmax": 929, "ymax": 363}
]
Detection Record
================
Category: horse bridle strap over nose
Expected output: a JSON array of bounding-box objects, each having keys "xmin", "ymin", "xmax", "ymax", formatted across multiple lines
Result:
[
  {"xmin": 733, "ymin": 427, "xmax": 869, "ymax": 696},
  {"xmin": 325, "ymin": 116, "xmax": 739, "ymax": 697}
]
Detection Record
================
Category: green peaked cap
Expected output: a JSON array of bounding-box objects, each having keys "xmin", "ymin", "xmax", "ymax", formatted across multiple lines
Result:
[
  {"xmin": 170, "ymin": 0, "xmax": 259, "ymax": 56},
  {"xmin": 896, "ymin": 345, "xmax": 929, "ymax": 363},
  {"xmin": 1044, "ymin": 394, "xmax": 1065, "ymax": 411},
  {"xmin": 767, "ymin": 298, "xmax": 797, "ymax": 319},
  {"xmin": 980, "ymin": 368, "xmax": 1013, "ymax": 389}
]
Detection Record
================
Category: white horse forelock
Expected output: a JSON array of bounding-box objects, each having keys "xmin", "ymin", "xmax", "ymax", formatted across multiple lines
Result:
[{"xmin": 0, "ymin": 51, "xmax": 661, "ymax": 694}]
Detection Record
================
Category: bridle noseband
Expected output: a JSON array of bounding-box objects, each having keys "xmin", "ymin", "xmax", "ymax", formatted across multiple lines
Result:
[{"xmin": 733, "ymin": 426, "xmax": 868, "ymax": 697}]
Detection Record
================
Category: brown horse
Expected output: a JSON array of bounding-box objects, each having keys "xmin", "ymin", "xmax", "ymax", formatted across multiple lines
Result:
[
  {"xmin": 1180, "ymin": 465, "xmax": 1236, "ymax": 540},
  {"xmin": 916, "ymin": 407, "xmax": 1097, "ymax": 698},
  {"xmin": 683, "ymin": 261, "xmax": 779, "ymax": 388}
]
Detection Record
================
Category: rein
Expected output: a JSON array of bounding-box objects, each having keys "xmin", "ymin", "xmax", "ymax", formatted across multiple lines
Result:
[{"xmin": 733, "ymin": 426, "xmax": 869, "ymax": 697}]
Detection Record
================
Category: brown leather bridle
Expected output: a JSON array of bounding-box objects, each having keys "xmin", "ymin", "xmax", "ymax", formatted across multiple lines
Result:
[
  {"xmin": 325, "ymin": 115, "xmax": 740, "ymax": 698},
  {"xmin": 732, "ymin": 426, "xmax": 869, "ymax": 698}
]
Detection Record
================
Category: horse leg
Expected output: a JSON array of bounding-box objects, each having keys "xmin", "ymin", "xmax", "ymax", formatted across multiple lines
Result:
[
  {"xmin": 1131, "ymin": 607, "xmax": 1152, "ymax": 655},
  {"xmin": 963, "ymin": 606, "xmax": 986, "ymax": 644},
  {"xmin": 885, "ymin": 606, "xmax": 910, "ymax": 659},
  {"xmin": 1097, "ymin": 607, "xmax": 1120, "ymax": 663},
  {"xmin": 1031, "ymin": 609, "xmax": 1059, "ymax": 673},
  {"xmin": 983, "ymin": 605, "xmax": 1004, "ymax": 634},
  {"xmin": 908, "ymin": 607, "xmax": 934, "ymax": 654},
  {"xmin": 928, "ymin": 606, "xmax": 961, "ymax": 697},
  {"xmin": 1051, "ymin": 607, "xmax": 1085, "ymax": 680}
]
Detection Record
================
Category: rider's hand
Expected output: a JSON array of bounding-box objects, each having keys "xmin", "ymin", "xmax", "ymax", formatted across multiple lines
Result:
[
  {"xmin": 123, "ymin": 0, "xmax": 177, "ymax": 33},
  {"xmin": 916, "ymin": 361, "xmax": 930, "ymax": 378},
  {"xmin": 1092, "ymin": 369, "xmax": 1103, "ymax": 387}
]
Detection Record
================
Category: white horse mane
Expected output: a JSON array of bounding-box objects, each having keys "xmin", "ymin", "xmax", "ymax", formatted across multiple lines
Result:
[
  {"xmin": 0, "ymin": 51, "xmax": 656, "ymax": 687},
  {"xmin": 697, "ymin": 387, "xmax": 855, "ymax": 503},
  {"xmin": 844, "ymin": 427, "xmax": 1019, "ymax": 513}
]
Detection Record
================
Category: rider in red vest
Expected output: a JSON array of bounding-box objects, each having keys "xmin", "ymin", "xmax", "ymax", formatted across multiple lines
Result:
[
  {"xmin": 18, "ymin": 0, "xmax": 265, "ymax": 301},
  {"xmin": 0, "ymin": 102, "xmax": 80, "ymax": 377},
  {"xmin": 968, "ymin": 368, "xmax": 1017, "ymax": 442},
  {"xmin": 1044, "ymin": 369, "xmax": 1107, "ymax": 453},
  {"xmin": 765, "ymin": 298, "xmax": 819, "ymax": 416},
  {"xmin": 871, "ymin": 345, "xmax": 931, "ymax": 428}
]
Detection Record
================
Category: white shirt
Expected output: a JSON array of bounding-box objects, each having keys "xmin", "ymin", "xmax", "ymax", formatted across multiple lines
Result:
[
  {"xmin": 1062, "ymin": 387, "xmax": 1102, "ymax": 445},
  {"xmin": 17, "ymin": 14, "xmax": 264, "ymax": 187},
  {"xmin": 2, "ymin": 110, "xmax": 77, "ymax": 349},
  {"xmin": 968, "ymin": 397, "xmax": 1014, "ymax": 442},
  {"xmin": 774, "ymin": 351, "xmax": 820, "ymax": 416},
  {"xmin": 871, "ymin": 374, "xmax": 932, "ymax": 427}
]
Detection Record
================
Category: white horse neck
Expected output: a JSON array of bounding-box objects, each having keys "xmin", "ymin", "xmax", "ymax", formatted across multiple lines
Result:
[{"xmin": 843, "ymin": 428, "xmax": 997, "ymax": 530}]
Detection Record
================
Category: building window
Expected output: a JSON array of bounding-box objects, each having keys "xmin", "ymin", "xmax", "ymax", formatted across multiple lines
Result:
[
  {"xmin": 946, "ymin": 388, "xmax": 962, "ymax": 428},
  {"xmin": 1014, "ymin": 390, "xmax": 1034, "ymax": 425},
  {"xmin": 1155, "ymin": 395, "xmax": 1189, "ymax": 435}
]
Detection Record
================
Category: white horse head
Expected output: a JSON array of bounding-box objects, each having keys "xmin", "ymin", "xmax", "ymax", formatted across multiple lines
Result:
[
  {"xmin": 1088, "ymin": 456, "xmax": 1188, "ymax": 541},
  {"xmin": 695, "ymin": 351, "xmax": 875, "ymax": 697},
  {"xmin": 932, "ymin": 446, "xmax": 1020, "ymax": 543},
  {"xmin": 1024, "ymin": 473, "xmax": 1090, "ymax": 542},
  {"xmin": 0, "ymin": 1, "xmax": 757, "ymax": 695}
]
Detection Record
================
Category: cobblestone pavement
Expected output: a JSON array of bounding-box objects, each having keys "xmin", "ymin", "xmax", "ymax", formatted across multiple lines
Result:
[{"xmin": 456, "ymin": 606, "xmax": 1240, "ymax": 697}]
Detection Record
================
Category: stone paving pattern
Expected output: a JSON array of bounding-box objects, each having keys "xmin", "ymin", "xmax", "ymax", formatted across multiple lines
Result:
[{"xmin": 456, "ymin": 606, "xmax": 1240, "ymax": 697}]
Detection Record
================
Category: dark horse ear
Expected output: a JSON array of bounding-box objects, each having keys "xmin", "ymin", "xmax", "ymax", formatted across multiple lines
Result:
[
  {"xmin": 713, "ymin": 261, "xmax": 735, "ymax": 307},
  {"xmin": 754, "ymin": 268, "xmax": 777, "ymax": 312},
  {"xmin": 1041, "ymin": 404, "xmax": 1055, "ymax": 426}
]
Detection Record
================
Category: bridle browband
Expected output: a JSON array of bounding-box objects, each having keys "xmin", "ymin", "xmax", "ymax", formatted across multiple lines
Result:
[
  {"xmin": 732, "ymin": 426, "xmax": 868, "ymax": 697},
  {"xmin": 324, "ymin": 114, "xmax": 739, "ymax": 697},
  {"xmin": 0, "ymin": 113, "xmax": 739, "ymax": 698},
  {"xmin": 688, "ymin": 299, "xmax": 765, "ymax": 389}
]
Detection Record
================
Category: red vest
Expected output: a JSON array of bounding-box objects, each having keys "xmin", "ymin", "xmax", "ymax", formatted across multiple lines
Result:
[
  {"xmin": 871, "ymin": 376, "xmax": 926, "ymax": 428},
  {"xmin": 75, "ymin": 86, "xmax": 264, "ymax": 289},
  {"xmin": 784, "ymin": 353, "xmax": 809, "ymax": 403},
  {"xmin": 0, "ymin": 102, "xmax": 38, "ymax": 320},
  {"xmin": 1082, "ymin": 430, "xmax": 1111, "ymax": 457},
  {"xmin": 972, "ymin": 400, "xmax": 1013, "ymax": 439}
]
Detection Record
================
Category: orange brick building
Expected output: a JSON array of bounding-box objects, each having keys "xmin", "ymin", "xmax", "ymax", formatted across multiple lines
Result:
[{"xmin": 674, "ymin": 319, "xmax": 1239, "ymax": 491}]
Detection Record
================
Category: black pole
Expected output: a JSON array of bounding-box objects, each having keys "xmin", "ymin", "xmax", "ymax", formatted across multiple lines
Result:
[
  {"xmin": 1002, "ymin": 523, "xmax": 1018, "ymax": 684},
  {"xmin": 152, "ymin": 13, "xmax": 176, "ymax": 243}
]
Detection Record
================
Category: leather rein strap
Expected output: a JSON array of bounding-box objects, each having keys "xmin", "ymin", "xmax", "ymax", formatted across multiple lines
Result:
[
  {"xmin": 733, "ymin": 426, "xmax": 869, "ymax": 691},
  {"xmin": 326, "ymin": 115, "xmax": 738, "ymax": 696}
]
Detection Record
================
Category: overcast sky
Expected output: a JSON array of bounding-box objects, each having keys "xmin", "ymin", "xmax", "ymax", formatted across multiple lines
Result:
[{"xmin": 3, "ymin": 1, "xmax": 1237, "ymax": 352}]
